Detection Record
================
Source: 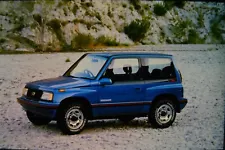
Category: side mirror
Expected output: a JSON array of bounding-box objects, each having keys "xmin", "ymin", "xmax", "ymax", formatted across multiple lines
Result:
[{"xmin": 99, "ymin": 78, "xmax": 112, "ymax": 85}]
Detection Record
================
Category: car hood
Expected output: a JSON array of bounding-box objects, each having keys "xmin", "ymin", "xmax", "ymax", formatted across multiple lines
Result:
[{"xmin": 26, "ymin": 76, "xmax": 91, "ymax": 89}]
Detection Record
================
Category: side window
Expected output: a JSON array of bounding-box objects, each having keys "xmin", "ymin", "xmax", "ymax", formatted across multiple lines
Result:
[
  {"xmin": 140, "ymin": 58, "xmax": 176, "ymax": 80},
  {"xmin": 102, "ymin": 58, "xmax": 140, "ymax": 82}
]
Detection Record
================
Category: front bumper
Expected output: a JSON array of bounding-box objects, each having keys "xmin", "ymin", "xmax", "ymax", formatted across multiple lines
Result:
[{"xmin": 17, "ymin": 97, "xmax": 59, "ymax": 119}]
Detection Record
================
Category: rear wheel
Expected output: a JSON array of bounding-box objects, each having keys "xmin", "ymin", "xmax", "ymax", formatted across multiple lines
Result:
[
  {"xmin": 57, "ymin": 103, "xmax": 87, "ymax": 135},
  {"xmin": 26, "ymin": 111, "xmax": 51, "ymax": 125},
  {"xmin": 118, "ymin": 116, "xmax": 135, "ymax": 123},
  {"xmin": 148, "ymin": 99, "xmax": 176, "ymax": 128}
]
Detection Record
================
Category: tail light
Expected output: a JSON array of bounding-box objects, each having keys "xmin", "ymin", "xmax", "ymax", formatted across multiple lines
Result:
[{"xmin": 169, "ymin": 78, "xmax": 177, "ymax": 82}]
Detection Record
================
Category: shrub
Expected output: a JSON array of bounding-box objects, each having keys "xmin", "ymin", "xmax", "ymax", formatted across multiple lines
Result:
[
  {"xmin": 96, "ymin": 13, "xmax": 101, "ymax": 21},
  {"xmin": 210, "ymin": 18, "xmax": 224, "ymax": 43},
  {"xmin": 72, "ymin": 4, "xmax": 79, "ymax": 15},
  {"xmin": 108, "ymin": 8, "xmax": 113, "ymax": 18},
  {"xmin": 171, "ymin": 18, "xmax": 194, "ymax": 43},
  {"xmin": 198, "ymin": 11, "xmax": 204, "ymax": 28},
  {"xmin": 22, "ymin": 1, "xmax": 35, "ymax": 12},
  {"xmin": 95, "ymin": 36, "xmax": 119, "ymax": 46},
  {"xmin": 7, "ymin": 34, "xmax": 39, "ymax": 49},
  {"xmin": 122, "ymin": 3, "xmax": 127, "ymax": 8},
  {"xmin": 57, "ymin": 1, "xmax": 63, "ymax": 7},
  {"xmin": 129, "ymin": 0, "xmax": 141, "ymax": 11},
  {"xmin": 119, "ymin": 15, "xmax": 125, "ymax": 20},
  {"xmin": 129, "ymin": 5, "xmax": 134, "ymax": 11},
  {"xmin": 63, "ymin": 0, "xmax": 72, "ymax": 2},
  {"xmin": 71, "ymin": 33, "xmax": 94, "ymax": 49},
  {"xmin": 174, "ymin": 1, "xmax": 186, "ymax": 8},
  {"xmin": 164, "ymin": 1, "xmax": 175, "ymax": 10},
  {"xmin": 187, "ymin": 29, "xmax": 204, "ymax": 44},
  {"xmin": 154, "ymin": 3, "xmax": 167, "ymax": 16},
  {"xmin": 15, "ymin": 43, "xmax": 19, "ymax": 49},
  {"xmin": 12, "ymin": 24, "xmax": 25, "ymax": 32},
  {"xmin": 47, "ymin": 19, "xmax": 65, "ymax": 43},
  {"xmin": 172, "ymin": 19, "xmax": 193, "ymax": 37},
  {"xmin": 33, "ymin": 14, "xmax": 42, "ymax": 25},
  {"xmin": 124, "ymin": 18, "xmax": 150, "ymax": 42},
  {"xmin": 143, "ymin": 4, "xmax": 150, "ymax": 10},
  {"xmin": 81, "ymin": 2, "xmax": 93, "ymax": 9},
  {"xmin": 65, "ymin": 58, "xmax": 71, "ymax": 62},
  {"xmin": 61, "ymin": 44, "xmax": 73, "ymax": 51},
  {"xmin": 0, "ymin": 38, "xmax": 6, "ymax": 44},
  {"xmin": 63, "ymin": 7, "xmax": 68, "ymax": 16}
]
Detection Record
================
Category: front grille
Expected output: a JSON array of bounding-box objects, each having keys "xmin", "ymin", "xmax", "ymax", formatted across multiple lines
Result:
[{"xmin": 26, "ymin": 88, "xmax": 43, "ymax": 101}]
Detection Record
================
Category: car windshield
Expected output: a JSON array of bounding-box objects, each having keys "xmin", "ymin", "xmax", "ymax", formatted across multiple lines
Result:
[{"xmin": 65, "ymin": 55, "xmax": 107, "ymax": 79}]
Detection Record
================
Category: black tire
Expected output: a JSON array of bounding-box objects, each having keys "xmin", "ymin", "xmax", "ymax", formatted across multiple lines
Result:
[
  {"xmin": 118, "ymin": 116, "xmax": 135, "ymax": 123},
  {"xmin": 148, "ymin": 99, "xmax": 176, "ymax": 128},
  {"xmin": 26, "ymin": 111, "xmax": 51, "ymax": 125},
  {"xmin": 57, "ymin": 103, "xmax": 87, "ymax": 135}
]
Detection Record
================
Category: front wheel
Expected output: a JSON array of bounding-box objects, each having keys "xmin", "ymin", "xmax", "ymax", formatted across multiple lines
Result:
[
  {"xmin": 26, "ymin": 111, "xmax": 51, "ymax": 125},
  {"xmin": 57, "ymin": 103, "xmax": 87, "ymax": 135},
  {"xmin": 148, "ymin": 99, "xmax": 176, "ymax": 128}
]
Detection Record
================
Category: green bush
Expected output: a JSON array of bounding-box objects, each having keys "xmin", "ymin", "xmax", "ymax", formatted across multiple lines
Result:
[
  {"xmin": 33, "ymin": 14, "xmax": 42, "ymax": 25},
  {"xmin": 11, "ymin": 24, "xmax": 25, "ymax": 32},
  {"xmin": 124, "ymin": 18, "xmax": 150, "ymax": 42},
  {"xmin": 96, "ymin": 13, "xmax": 101, "ymax": 21},
  {"xmin": 164, "ymin": 1, "xmax": 186, "ymax": 9},
  {"xmin": 0, "ymin": 38, "xmax": 6, "ymax": 44},
  {"xmin": 187, "ymin": 29, "xmax": 204, "ymax": 44},
  {"xmin": 210, "ymin": 18, "xmax": 224, "ymax": 43},
  {"xmin": 95, "ymin": 36, "xmax": 119, "ymax": 46},
  {"xmin": 21, "ymin": 1, "xmax": 35, "ymax": 12},
  {"xmin": 81, "ymin": 2, "xmax": 93, "ymax": 9},
  {"xmin": 129, "ymin": 0, "xmax": 141, "ymax": 11},
  {"xmin": 122, "ymin": 3, "xmax": 127, "ymax": 8},
  {"xmin": 171, "ymin": 18, "xmax": 194, "ymax": 43},
  {"xmin": 7, "ymin": 35, "xmax": 39, "ymax": 49},
  {"xmin": 72, "ymin": 4, "xmax": 79, "ymax": 15},
  {"xmin": 63, "ymin": 0, "xmax": 72, "ymax": 2},
  {"xmin": 129, "ymin": 5, "xmax": 134, "ymax": 11},
  {"xmin": 71, "ymin": 33, "xmax": 94, "ymax": 49},
  {"xmin": 164, "ymin": 1, "xmax": 175, "ymax": 10},
  {"xmin": 108, "ymin": 7, "xmax": 113, "ymax": 18},
  {"xmin": 154, "ymin": 3, "xmax": 167, "ymax": 16},
  {"xmin": 198, "ymin": 11, "xmax": 204, "ymax": 28},
  {"xmin": 47, "ymin": 19, "xmax": 65, "ymax": 43},
  {"xmin": 15, "ymin": 43, "xmax": 19, "ymax": 49},
  {"xmin": 143, "ymin": 4, "xmax": 150, "ymax": 10},
  {"xmin": 172, "ymin": 19, "xmax": 193, "ymax": 38},
  {"xmin": 65, "ymin": 58, "xmax": 71, "ymax": 62},
  {"xmin": 174, "ymin": 1, "xmax": 186, "ymax": 8}
]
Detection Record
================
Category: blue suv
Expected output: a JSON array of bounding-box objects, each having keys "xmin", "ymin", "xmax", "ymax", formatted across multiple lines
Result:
[{"xmin": 17, "ymin": 52, "xmax": 187, "ymax": 134}]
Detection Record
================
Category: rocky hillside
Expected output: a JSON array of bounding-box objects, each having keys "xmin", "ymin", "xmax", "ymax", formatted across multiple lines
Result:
[{"xmin": 0, "ymin": 0, "xmax": 224, "ymax": 51}]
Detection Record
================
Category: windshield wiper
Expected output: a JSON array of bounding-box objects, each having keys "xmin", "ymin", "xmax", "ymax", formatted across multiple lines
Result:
[
  {"xmin": 65, "ymin": 75, "xmax": 92, "ymax": 80},
  {"xmin": 64, "ymin": 75, "xmax": 78, "ymax": 78},
  {"xmin": 76, "ymin": 76, "xmax": 93, "ymax": 80}
]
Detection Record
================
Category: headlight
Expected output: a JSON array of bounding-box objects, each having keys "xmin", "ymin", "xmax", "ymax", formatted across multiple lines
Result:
[
  {"xmin": 22, "ymin": 88, "xmax": 28, "ymax": 96},
  {"xmin": 41, "ymin": 92, "xmax": 53, "ymax": 101}
]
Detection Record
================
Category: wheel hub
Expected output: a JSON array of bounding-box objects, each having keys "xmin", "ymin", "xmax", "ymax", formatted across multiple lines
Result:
[
  {"xmin": 156, "ymin": 103, "xmax": 174, "ymax": 124},
  {"xmin": 66, "ymin": 108, "xmax": 84, "ymax": 130}
]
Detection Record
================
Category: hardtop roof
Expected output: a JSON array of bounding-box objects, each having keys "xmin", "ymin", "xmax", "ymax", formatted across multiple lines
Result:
[{"xmin": 88, "ymin": 52, "xmax": 172, "ymax": 57}]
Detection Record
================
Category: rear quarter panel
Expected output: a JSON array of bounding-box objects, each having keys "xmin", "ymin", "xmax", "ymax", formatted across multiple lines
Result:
[{"xmin": 142, "ymin": 81, "xmax": 183, "ymax": 112}]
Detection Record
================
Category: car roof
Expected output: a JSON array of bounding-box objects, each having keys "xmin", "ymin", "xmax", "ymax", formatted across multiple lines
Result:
[{"xmin": 88, "ymin": 52, "xmax": 172, "ymax": 58}]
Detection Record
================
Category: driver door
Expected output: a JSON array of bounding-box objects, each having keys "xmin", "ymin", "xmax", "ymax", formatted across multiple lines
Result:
[{"xmin": 95, "ymin": 57, "xmax": 145, "ymax": 117}]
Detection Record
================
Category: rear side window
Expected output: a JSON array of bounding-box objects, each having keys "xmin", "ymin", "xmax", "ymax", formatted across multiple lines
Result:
[
  {"xmin": 102, "ymin": 58, "xmax": 140, "ymax": 82},
  {"xmin": 139, "ymin": 57, "xmax": 176, "ymax": 80}
]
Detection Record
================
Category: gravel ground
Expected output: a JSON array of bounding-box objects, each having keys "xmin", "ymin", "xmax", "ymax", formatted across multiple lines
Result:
[{"xmin": 0, "ymin": 45, "xmax": 224, "ymax": 149}]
